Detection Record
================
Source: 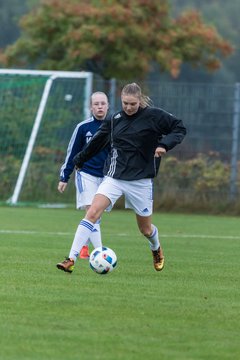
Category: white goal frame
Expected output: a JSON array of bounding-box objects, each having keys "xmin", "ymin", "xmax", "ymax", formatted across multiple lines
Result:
[{"xmin": 0, "ymin": 69, "xmax": 93, "ymax": 205}]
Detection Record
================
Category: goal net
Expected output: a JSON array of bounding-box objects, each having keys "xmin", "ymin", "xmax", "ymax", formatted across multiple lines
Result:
[{"xmin": 0, "ymin": 69, "xmax": 93, "ymax": 206}]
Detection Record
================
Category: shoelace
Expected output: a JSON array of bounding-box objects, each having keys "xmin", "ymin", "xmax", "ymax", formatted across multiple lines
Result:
[
  {"xmin": 152, "ymin": 250, "xmax": 160, "ymax": 263},
  {"xmin": 63, "ymin": 258, "xmax": 72, "ymax": 263}
]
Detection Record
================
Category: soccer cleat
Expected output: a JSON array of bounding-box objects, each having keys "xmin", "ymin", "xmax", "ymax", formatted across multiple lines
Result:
[
  {"xmin": 79, "ymin": 245, "xmax": 90, "ymax": 259},
  {"xmin": 56, "ymin": 258, "xmax": 74, "ymax": 273},
  {"xmin": 152, "ymin": 247, "xmax": 165, "ymax": 271}
]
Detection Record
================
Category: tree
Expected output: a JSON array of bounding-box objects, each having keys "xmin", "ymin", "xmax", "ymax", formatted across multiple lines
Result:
[
  {"xmin": 170, "ymin": 0, "xmax": 240, "ymax": 83},
  {"xmin": 0, "ymin": 0, "xmax": 233, "ymax": 80}
]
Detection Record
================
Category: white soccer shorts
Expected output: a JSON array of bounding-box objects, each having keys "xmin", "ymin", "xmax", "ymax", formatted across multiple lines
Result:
[
  {"xmin": 96, "ymin": 176, "xmax": 153, "ymax": 216},
  {"xmin": 75, "ymin": 171, "xmax": 103, "ymax": 210}
]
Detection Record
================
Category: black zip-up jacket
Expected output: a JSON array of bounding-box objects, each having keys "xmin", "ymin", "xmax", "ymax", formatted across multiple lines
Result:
[{"xmin": 73, "ymin": 106, "xmax": 186, "ymax": 180}]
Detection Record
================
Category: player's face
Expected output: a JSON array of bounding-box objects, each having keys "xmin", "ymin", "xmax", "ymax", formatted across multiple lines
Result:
[
  {"xmin": 121, "ymin": 95, "xmax": 140, "ymax": 116},
  {"xmin": 91, "ymin": 94, "xmax": 109, "ymax": 120}
]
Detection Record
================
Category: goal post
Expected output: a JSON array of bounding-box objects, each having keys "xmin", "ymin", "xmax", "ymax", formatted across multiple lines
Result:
[{"xmin": 0, "ymin": 69, "xmax": 93, "ymax": 206}]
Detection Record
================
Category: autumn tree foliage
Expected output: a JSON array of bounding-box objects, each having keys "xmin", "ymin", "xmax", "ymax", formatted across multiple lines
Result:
[{"xmin": 0, "ymin": 0, "xmax": 233, "ymax": 80}]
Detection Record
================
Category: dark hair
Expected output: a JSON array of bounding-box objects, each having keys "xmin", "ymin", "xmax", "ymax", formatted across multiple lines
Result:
[{"xmin": 121, "ymin": 83, "xmax": 153, "ymax": 108}]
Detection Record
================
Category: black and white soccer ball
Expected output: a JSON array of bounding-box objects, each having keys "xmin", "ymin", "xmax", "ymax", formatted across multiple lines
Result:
[{"xmin": 89, "ymin": 246, "xmax": 117, "ymax": 274}]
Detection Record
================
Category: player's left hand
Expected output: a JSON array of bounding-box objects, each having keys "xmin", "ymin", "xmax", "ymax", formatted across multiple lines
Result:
[{"xmin": 154, "ymin": 147, "xmax": 167, "ymax": 158}]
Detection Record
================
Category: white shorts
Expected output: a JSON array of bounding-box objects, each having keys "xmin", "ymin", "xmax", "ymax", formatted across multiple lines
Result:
[
  {"xmin": 96, "ymin": 176, "xmax": 153, "ymax": 216},
  {"xmin": 75, "ymin": 171, "xmax": 103, "ymax": 210}
]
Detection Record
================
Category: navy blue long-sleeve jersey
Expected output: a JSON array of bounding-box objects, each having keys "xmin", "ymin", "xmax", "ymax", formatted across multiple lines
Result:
[{"xmin": 60, "ymin": 116, "xmax": 109, "ymax": 182}]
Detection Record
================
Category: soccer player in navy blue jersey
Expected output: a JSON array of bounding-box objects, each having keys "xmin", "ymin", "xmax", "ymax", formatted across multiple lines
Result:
[
  {"xmin": 57, "ymin": 92, "xmax": 109, "ymax": 260},
  {"xmin": 57, "ymin": 83, "xmax": 186, "ymax": 273}
]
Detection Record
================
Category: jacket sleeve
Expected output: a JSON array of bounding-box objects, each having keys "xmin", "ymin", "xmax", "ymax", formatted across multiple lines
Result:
[
  {"xmin": 59, "ymin": 124, "xmax": 84, "ymax": 182},
  {"xmin": 73, "ymin": 119, "xmax": 111, "ymax": 168},
  {"xmin": 157, "ymin": 110, "xmax": 187, "ymax": 151}
]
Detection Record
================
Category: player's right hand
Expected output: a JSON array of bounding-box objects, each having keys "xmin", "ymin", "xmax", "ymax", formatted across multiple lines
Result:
[{"xmin": 58, "ymin": 181, "xmax": 67, "ymax": 193}]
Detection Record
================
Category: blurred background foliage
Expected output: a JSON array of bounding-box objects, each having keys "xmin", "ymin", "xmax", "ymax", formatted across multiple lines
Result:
[
  {"xmin": 0, "ymin": 0, "xmax": 238, "ymax": 83},
  {"xmin": 169, "ymin": 0, "xmax": 240, "ymax": 84}
]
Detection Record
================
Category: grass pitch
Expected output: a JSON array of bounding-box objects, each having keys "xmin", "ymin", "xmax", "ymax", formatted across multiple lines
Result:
[{"xmin": 0, "ymin": 206, "xmax": 239, "ymax": 360}]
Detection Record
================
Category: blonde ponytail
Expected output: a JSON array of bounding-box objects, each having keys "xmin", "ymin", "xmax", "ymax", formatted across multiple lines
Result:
[{"xmin": 121, "ymin": 83, "xmax": 153, "ymax": 108}]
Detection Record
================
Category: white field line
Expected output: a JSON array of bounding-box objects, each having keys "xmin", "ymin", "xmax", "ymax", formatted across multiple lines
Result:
[{"xmin": 0, "ymin": 229, "xmax": 240, "ymax": 240}]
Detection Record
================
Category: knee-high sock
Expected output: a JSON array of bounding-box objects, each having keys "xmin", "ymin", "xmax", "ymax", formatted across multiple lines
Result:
[
  {"xmin": 145, "ymin": 224, "xmax": 160, "ymax": 251},
  {"xmin": 69, "ymin": 219, "xmax": 94, "ymax": 262},
  {"xmin": 89, "ymin": 223, "xmax": 102, "ymax": 248},
  {"xmin": 85, "ymin": 239, "xmax": 90, "ymax": 246}
]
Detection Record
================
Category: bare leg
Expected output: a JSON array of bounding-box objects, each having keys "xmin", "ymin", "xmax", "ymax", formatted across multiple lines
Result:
[
  {"xmin": 86, "ymin": 194, "xmax": 111, "ymax": 222},
  {"xmin": 136, "ymin": 214, "xmax": 153, "ymax": 237}
]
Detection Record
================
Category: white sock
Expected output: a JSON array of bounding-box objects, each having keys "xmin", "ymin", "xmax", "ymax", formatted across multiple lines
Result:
[
  {"xmin": 146, "ymin": 224, "xmax": 160, "ymax": 251},
  {"xmin": 89, "ymin": 223, "xmax": 102, "ymax": 248},
  {"xmin": 69, "ymin": 219, "xmax": 94, "ymax": 262}
]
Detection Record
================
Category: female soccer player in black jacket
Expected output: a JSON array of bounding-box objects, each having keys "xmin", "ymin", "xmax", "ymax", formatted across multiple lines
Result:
[{"xmin": 57, "ymin": 83, "xmax": 186, "ymax": 273}]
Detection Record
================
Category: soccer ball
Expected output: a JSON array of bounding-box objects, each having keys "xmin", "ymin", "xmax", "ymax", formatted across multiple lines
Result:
[{"xmin": 89, "ymin": 246, "xmax": 117, "ymax": 274}]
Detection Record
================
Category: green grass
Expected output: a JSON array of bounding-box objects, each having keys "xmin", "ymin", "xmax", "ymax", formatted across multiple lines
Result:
[{"xmin": 0, "ymin": 206, "xmax": 240, "ymax": 360}]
